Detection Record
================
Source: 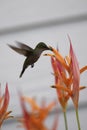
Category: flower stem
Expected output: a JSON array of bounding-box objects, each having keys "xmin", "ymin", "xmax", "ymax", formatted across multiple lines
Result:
[
  {"xmin": 75, "ymin": 108, "xmax": 81, "ymax": 130},
  {"xmin": 63, "ymin": 111, "xmax": 68, "ymax": 130}
]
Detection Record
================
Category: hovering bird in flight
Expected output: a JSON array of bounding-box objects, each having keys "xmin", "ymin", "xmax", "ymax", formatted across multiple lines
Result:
[{"xmin": 8, "ymin": 41, "xmax": 51, "ymax": 78}]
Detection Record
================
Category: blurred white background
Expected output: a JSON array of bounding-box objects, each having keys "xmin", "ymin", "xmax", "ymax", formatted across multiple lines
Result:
[{"xmin": 0, "ymin": 0, "xmax": 87, "ymax": 130}]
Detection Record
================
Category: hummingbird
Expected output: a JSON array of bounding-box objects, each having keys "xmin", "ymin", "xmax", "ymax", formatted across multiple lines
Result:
[{"xmin": 8, "ymin": 41, "xmax": 51, "ymax": 78}]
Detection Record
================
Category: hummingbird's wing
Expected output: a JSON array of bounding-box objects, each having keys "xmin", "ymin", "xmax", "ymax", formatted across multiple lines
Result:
[
  {"xmin": 8, "ymin": 43, "xmax": 33, "ymax": 57},
  {"xmin": 15, "ymin": 41, "xmax": 33, "ymax": 51}
]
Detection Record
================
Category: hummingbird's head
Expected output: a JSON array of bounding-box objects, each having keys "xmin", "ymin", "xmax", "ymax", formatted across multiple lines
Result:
[{"xmin": 35, "ymin": 42, "xmax": 51, "ymax": 51}]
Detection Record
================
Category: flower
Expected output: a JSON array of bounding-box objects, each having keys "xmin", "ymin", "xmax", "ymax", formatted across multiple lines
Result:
[
  {"xmin": 45, "ymin": 37, "xmax": 87, "ymax": 110},
  {"xmin": 19, "ymin": 95, "xmax": 58, "ymax": 130},
  {"xmin": 69, "ymin": 38, "xmax": 80, "ymax": 108},
  {"xmin": 0, "ymin": 83, "xmax": 12, "ymax": 128},
  {"xmin": 51, "ymin": 56, "xmax": 70, "ymax": 112}
]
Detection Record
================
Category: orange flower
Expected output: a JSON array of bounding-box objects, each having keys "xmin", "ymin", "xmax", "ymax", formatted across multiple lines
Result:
[
  {"xmin": 19, "ymin": 95, "xmax": 58, "ymax": 130},
  {"xmin": 45, "ymin": 37, "xmax": 87, "ymax": 110},
  {"xmin": 51, "ymin": 56, "xmax": 70, "ymax": 111},
  {"xmin": 0, "ymin": 83, "xmax": 12, "ymax": 128}
]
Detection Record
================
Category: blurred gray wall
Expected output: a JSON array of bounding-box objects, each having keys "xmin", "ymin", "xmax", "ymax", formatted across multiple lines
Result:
[{"xmin": 0, "ymin": 0, "xmax": 87, "ymax": 130}]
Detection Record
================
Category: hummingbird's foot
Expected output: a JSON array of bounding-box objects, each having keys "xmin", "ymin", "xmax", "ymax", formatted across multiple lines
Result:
[{"xmin": 31, "ymin": 64, "xmax": 34, "ymax": 68}]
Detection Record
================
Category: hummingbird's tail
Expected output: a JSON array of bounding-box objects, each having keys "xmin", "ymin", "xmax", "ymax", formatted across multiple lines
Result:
[{"xmin": 19, "ymin": 68, "xmax": 26, "ymax": 78}]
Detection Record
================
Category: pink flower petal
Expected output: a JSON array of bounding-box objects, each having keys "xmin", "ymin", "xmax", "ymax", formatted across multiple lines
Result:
[{"xmin": 69, "ymin": 37, "xmax": 80, "ymax": 108}]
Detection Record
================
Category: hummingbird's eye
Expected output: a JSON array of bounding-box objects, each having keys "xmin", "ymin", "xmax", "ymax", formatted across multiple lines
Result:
[
  {"xmin": 41, "ymin": 44, "xmax": 47, "ymax": 48},
  {"xmin": 38, "ymin": 42, "xmax": 49, "ymax": 49}
]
